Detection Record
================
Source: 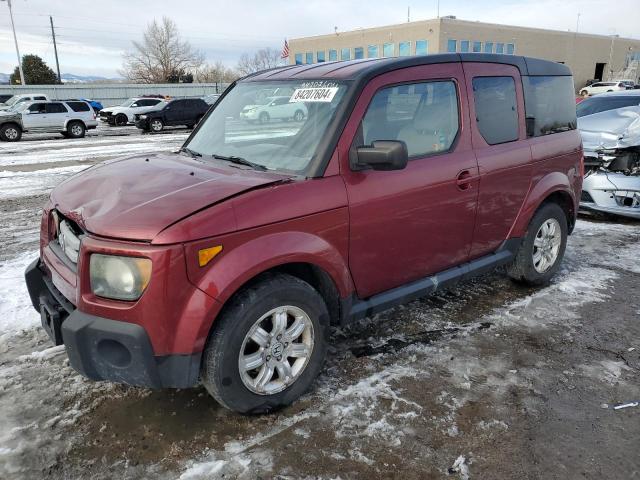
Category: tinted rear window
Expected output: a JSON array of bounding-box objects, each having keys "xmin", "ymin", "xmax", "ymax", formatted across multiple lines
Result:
[
  {"xmin": 46, "ymin": 103, "xmax": 68, "ymax": 114},
  {"xmin": 66, "ymin": 101, "xmax": 91, "ymax": 112},
  {"xmin": 472, "ymin": 76, "xmax": 519, "ymax": 145},
  {"xmin": 576, "ymin": 96, "xmax": 640, "ymax": 117},
  {"xmin": 522, "ymin": 76, "xmax": 577, "ymax": 137}
]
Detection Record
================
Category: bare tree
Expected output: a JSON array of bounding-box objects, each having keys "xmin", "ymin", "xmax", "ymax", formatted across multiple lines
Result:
[
  {"xmin": 121, "ymin": 17, "xmax": 204, "ymax": 83},
  {"xmin": 236, "ymin": 48, "xmax": 283, "ymax": 76},
  {"xmin": 195, "ymin": 61, "xmax": 239, "ymax": 83}
]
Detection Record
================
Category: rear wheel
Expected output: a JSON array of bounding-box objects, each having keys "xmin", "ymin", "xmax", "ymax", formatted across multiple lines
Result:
[
  {"xmin": 67, "ymin": 121, "xmax": 85, "ymax": 139},
  {"xmin": 114, "ymin": 113, "xmax": 128, "ymax": 126},
  {"xmin": 259, "ymin": 111, "xmax": 270, "ymax": 124},
  {"xmin": 580, "ymin": 90, "xmax": 589, "ymax": 97},
  {"xmin": 507, "ymin": 202, "xmax": 568, "ymax": 286},
  {"xmin": 0, "ymin": 123, "xmax": 22, "ymax": 142},
  {"xmin": 201, "ymin": 273, "xmax": 329, "ymax": 414}
]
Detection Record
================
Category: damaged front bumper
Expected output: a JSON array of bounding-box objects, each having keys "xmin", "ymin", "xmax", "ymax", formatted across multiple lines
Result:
[{"xmin": 581, "ymin": 168, "xmax": 640, "ymax": 219}]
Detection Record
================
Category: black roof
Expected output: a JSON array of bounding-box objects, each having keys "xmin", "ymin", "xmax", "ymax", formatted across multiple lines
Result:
[{"xmin": 243, "ymin": 54, "xmax": 571, "ymax": 83}]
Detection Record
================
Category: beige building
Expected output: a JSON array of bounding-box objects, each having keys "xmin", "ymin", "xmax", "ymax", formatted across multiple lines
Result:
[{"xmin": 289, "ymin": 17, "xmax": 640, "ymax": 90}]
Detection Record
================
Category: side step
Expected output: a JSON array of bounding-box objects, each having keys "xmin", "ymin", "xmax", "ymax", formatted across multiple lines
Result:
[{"xmin": 347, "ymin": 238, "xmax": 521, "ymax": 321}]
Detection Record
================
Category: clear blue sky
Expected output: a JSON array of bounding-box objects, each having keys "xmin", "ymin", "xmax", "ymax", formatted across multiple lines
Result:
[{"xmin": 0, "ymin": 0, "xmax": 638, "ymax": 76}]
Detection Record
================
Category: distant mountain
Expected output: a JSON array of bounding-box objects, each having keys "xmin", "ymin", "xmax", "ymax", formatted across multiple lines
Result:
[{"xmin": 0, "ymin": 72, "xmax": 122, "ymax": 85}]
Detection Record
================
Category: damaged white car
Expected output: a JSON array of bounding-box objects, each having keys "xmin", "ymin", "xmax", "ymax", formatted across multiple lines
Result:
[{"xmin": 577, "ymin": 91, "xmax": 640, "ymax": 219}]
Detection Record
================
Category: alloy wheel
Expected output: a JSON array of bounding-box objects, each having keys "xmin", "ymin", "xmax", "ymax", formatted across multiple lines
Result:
[{"xmin": 532, "ymin": 218, "xmax": 562, "ymax": 273}]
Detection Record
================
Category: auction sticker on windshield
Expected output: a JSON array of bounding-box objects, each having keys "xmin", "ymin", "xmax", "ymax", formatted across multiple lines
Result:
[{"xmin": 290, "ymin": 87, "xmax": 339, "ymax": 103}]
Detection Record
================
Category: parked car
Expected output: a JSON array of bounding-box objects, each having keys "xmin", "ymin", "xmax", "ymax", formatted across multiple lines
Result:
[
  {"xmin": 203, "ymin": 93, "xmax": 221, "ymax": 105},
  {"xmin": 99, "ymin": 97, "xmax": 165, "ymax": 126},
  {"xmin": 240, "ymin": 95, "xmax": 307, "ymax": 123},
  {"xmin": 25, "ymin": 54, "xmax": 582, "ymax": 413},
  {"xmin": 134, "ymin": 98, "xmax": 209, "ymax": 132},
  {"xmin": 579, "ymin": 81, "xmax": 629, "ymax": 97},
  {"xmin": 0, "ymin": 99, "xmax": 97, "ymax": 141},
  {"xmin": 0, "ymin": 93, "xmax": 50, "ymax": 111},
  {"xmin": 577, "ymin": 90, "xmax": 640, "ymax": 219}
]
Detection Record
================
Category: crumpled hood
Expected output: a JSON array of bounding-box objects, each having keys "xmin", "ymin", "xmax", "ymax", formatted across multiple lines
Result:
[
  {"xmin": 51, "ymin": 152, "xmax": 291, "ymax": 241},
  {"xmin": 578, "ymin": 106, "xmax": 640, "ymax": 154}
]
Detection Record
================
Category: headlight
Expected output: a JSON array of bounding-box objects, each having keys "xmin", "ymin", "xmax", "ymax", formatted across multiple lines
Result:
[
  {"xmin": 90, "ymin": 254, "xmax": 152, "ymax": 301},
  {"xmin": 139, "ymin": 114, "xmax": 147, "ymax": 119}
]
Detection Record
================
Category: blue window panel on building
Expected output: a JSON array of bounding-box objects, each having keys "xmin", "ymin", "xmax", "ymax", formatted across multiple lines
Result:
[
  {"xmin": 354, "ymin": 47, "xmax": 364, "ymax": 59},
  {"xmin": 383, "ymin": 43, "xmax": 395, "ymax": 57},
  {"xmin": 484, "ymin": 42, "xmax": 494, "ymax": 53},
  {"xmin": 317, "ymin": 51, "xmax": 325, "ymax": 62},
  {"xmin": 447, "ymin": 39, "xmax": 457, "ymax": 52},
  {"xmin": 368, "ymin": 45, "xmax": 379, "ymax": 58},
  {"xmin": 460, "ymin": 40, "xmax": 470, "ymax": 53},
  {"xmin": 305, "ymin": 52, "xmax": 313, "ymax": 64},
  {"xmin": 399, "ymin": 41, "xmax": 411, "ymax": 56},
  {"xmin": 415, "ymin": 40, "xmax": 428, "ymax": 55},
  {"xmin": 473, "ymin": 41, "xmax": 482, "ymax": 52},
  {"xmin": 341, "ymin": 48, "xmax": 351, "ymax": 60},
  {"xmin": 506, "ymin": 43, "xmax": 515, "ymax": 55},
  {"xmin": 329, "ymin": 49, "xmax": 337, "ymax": 61},
  {"xmin": 496, "ymin": 43, "xmax": 504, "ymax": 54},
  {"xmin": 294, "ymin": 53, "xmax": 303, "ymax": 65}
]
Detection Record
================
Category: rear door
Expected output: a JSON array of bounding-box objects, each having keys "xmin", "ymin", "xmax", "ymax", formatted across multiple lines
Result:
[
  {"xmin": 45, "ymin": 102, "xmax": 70, "ymax": 130},
  {"xmin": 340, "ymin": 63, "xmax": 480, "ymax": 298},
  {"xmin": 461, "ymin": 63, "xmax": 532, "ymax": 258}
]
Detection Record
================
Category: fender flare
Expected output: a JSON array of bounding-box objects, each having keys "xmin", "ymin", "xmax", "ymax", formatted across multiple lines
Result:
[
  {"xmin": 187, "ymin": 230, "xmax": 354, "ymax": 308},
  {"xmin": 63, "ymin": 118, "xmax": 86, "ymax": 130},
  {"xmin": 510, "ymin": 171, "xmax": 577, "ymax": 237}
]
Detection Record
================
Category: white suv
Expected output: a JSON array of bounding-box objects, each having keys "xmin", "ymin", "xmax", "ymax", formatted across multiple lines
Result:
[
  {"xmin": 239, "ymin": 96, "xmax": 307, "ymax": 123},
  {"xmin": 0, "ymin": 93, "xmax": 50, "ymax": 111},
  {"xmin": 579, "ymin": 81, "xmax": 629, "ymax": 97},
  {"xmin": 99, "ymin": 97, "xmax": 166, "ymax": 126},
  {"xmin": 0, "ymin": 100, "xmax": 97, "ymax": 141}
]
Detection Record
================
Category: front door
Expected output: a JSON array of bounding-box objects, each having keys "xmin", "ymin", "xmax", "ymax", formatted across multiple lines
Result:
[
  {"xmin": 340, "ymin": 63, "xmax": 480, "ymax": 298},
  {"xmin": 21, "ymin": 102, "xmax": 48, "ymax": 130}
]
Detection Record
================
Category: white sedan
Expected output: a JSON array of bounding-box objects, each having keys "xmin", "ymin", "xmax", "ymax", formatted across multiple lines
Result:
[
  {"xmin": 579, "ymin": 81, "xmax": 629, "ymax": 97},
  {"xmin": 240, "ymin": 96, "xmax": 307, "ymax": 123}
]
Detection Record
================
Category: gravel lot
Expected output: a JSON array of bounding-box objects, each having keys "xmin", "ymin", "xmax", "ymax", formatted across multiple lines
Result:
[{"xmin": 0, "ymin": 124, "xmax": 638, "ymax": 480}]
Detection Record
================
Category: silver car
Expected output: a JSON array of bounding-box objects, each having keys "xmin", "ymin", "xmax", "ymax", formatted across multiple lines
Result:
[{"xmin": 577, "ymin": 91, "xmax": 640, "ymax": 219}]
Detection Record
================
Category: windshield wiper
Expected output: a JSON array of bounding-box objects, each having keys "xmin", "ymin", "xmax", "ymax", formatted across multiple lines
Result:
[
  {"xmin": 212, "ymin": 154, "xmax": 267, "ymax": 171},
  {"xmin": 179, "ymin": 147, "xmax": 202, "ymax": 158}
]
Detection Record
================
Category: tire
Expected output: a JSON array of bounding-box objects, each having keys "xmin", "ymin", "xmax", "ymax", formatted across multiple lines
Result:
[
  {"xmin": 201, "ymin": 273, "xmax": 329, "ymax": 414},
  {"xmin": 150, "ymin": 118, "xmax": 164, "ymax": 132},
  {"xmin": 507, "ymin": 202, "xmax": 568, "ymax": 286},
  {"xmin": 580, "ymin": 90, "xmax": 589, "ymax": 97},
  {"xmin": 259, "ymin": 112, "xmax": 270, "ymax": 124},
  {"xmin": 0, "ymin": 123, "xmax": 22, "ymax": 142},
  {"xmin": 67, "ymin": 121, "xmax": 85, "ymax": 139},
  {"xmin": 114, "ymin": 113, "xmax": 128, "ymax": 126},
  {"xmin": 293, "ymin": 109, "xmax": 305, "ymax": 122}
]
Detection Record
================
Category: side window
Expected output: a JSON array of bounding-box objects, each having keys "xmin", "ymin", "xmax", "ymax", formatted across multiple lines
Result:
[
  {"xmin": 46, "ymin": 103, "xmax": 68, "ymax": 114},
  {"xmin": 34, "ymin": 96, "xmax": 47, "ymax": 100},
  {"xmin": 28, "ymin": 103, "xmax": 46, "ymax": 114},
  {"xmin": 522, "ymin": 75, "xmax": 577, "ymax": 136},
  {"xmin": 66, "ymin": 101, "xmax": 90, "ymax": 112},
  {"xmin": 361, "ymin": 80, "xmax": 459, "ymax": 158},
  {"xmin": 472, "ymin": 76, "xmax": 519, "ymax": 145}
]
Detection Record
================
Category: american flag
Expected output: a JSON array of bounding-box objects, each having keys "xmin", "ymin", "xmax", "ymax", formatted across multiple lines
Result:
[{"xmin": 281, "ymin": 39, "xmax": 289, "ymax": 59}]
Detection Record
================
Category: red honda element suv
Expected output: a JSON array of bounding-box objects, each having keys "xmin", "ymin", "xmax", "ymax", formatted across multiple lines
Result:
[{"xmin": 25, "ymin": 54, "xmax": 582, "ymax": 413}]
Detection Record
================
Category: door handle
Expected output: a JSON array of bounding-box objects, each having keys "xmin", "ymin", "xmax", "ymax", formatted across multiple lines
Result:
[{"xmin": 456, "ymin": 170, "xmax": 480, "ymax": 190}]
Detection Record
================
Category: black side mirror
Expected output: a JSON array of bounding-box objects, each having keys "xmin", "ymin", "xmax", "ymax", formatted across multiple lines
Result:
[{"xmin": 355, "ymin": 140, "xmax": 409, "ymax": 171}]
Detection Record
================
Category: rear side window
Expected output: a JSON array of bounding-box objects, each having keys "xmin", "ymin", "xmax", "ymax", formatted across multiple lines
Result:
[
  {"xmin": 138, "ymin": 99, "xmax": 161, "ymax": 106},
  {"xmin": 34, "ymin": 96, "xmax": 47, "ymax": 100},
  {"xmin": 361, "ymin": 80, "xmax": 459, "ymax": 158},
  {"xmin": 472, "ymin": 77, "xmax": 519, "ymax": 145},
  {"xmin": 576, "ymin": 96, "xmax": 640, "ymax": 117},
  {"xmin": 46, "ymin": 103, "xmax": 68, "ymax": 114},
  {"xmin": 522, "ymin": 76, "xmax": 577, "ymax": 137},
  {"xmin": 66, "ymin": 101, "xmax": 90, "ymax": 112}
]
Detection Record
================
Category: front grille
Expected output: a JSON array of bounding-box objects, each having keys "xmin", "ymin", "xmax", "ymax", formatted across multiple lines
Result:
[{"xmin": 100, "ymin": 111, "xmax": 112, "ymax": 118}]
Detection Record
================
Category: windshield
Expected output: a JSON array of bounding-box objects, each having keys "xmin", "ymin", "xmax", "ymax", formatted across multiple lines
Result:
[
  {"xmin": 184, "ymin": 80, "xmax": 349, "ymax": 174},
  {"xmin": 4, "ymin": 95, "xmax": 21, "ymax": 106},
  {"xmin": 9, "ymin": 102, "xmax": 30, "ymax": 112},
  {"xmin": 577, "ymin": 95, "xmax": 640, "ymax": 117},
  {"xmin": 119, "ymin": 98, "xmax": 137, "ymax": 107}
]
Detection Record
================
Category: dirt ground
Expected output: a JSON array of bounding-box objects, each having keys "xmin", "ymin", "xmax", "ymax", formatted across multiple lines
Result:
[{"xmin": 0, "ymin": 127, "xmax": 639, "ymax": 479}]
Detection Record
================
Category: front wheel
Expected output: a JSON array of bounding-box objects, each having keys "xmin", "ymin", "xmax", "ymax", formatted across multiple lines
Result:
[
  {"xmin": 580, "ymin": 90, "xmax": 589, "ymax": 97},
  {"xmin": 293, "ymin": 109, "xmax": 305, "ymax": 122},
  {"xmin": 0, "ymin": 123, "xmax": 22, "ymax": 142},
  {"xmin": 507, "ymin": 202, "xmax": 568, "ymax": 286},
  {"xmin": 201, "ymin": 273, "xmax": 329, "ymax": 414},
  {"xmin": 149, "ymin": 118, "xmax": 164, "ymax": 132},
  {"xmin": 114, "ymin": 113, "xmax": 128, "ymax": 126}
]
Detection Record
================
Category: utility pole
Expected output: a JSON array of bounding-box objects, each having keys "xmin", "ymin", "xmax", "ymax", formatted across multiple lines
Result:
[
  {"xmin": 437, "ymin": 0, "xmax": 440, "ymax": 18},
  {"xmin": 575, "ymin": 13, "xmax": 580, "ymax": 33},
  {"xmin": 407, "ymin": 6, "xmax": 410, "ymax": 22},
  {"xmin": 50, "ymin": 16, "xmax": 62, "ymax": 83},
  {"xmin": 608, "ymin": 34, "xmax": 618, "ymax": 80},
  {"xmin": 1, "ymin": 0, "xmax": 25, "ymax": 85}
]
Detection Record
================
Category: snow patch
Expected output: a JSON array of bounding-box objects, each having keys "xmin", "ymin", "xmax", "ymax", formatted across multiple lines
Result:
[{"xmin": 0, "ymin": 251, "xmax": 40, "ymax": 334}]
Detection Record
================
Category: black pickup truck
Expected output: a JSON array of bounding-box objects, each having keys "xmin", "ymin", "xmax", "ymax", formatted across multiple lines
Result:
[{"xmin": 134, "ymin": 98, "xmax": 209, "ymax": 132}]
